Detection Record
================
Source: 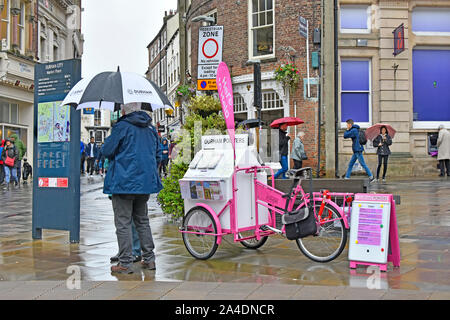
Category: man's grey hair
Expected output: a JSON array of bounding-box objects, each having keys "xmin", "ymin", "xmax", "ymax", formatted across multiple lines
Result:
[
  {"xmin": 438, "ymin": 124, "xmax": 445, "ymax": 130},
  {"xmin": 121, "ymin": 102, "xmax": 141, "ymax": 115},
  {"xmin": 298, "ymin": 131, "xmax": 305, "ymax": 138}
]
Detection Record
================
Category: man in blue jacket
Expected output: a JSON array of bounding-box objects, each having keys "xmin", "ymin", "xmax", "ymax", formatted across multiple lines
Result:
[
  {"xmin": 85, "ymin": 137, "xmax": 99, "ymax": 176},
  {"xmin": 102, "ymin": 102, "xmax": 163, "ymax": 274},
  {"xmin": 343, "ymin": 119, "xmax": 374, "ymax": 181}
]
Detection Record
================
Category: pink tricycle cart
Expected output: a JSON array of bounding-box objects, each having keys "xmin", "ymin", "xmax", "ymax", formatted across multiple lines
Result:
[{"xmin": 179, "ymin": 135, "xmax": 352, "ymax": 263}]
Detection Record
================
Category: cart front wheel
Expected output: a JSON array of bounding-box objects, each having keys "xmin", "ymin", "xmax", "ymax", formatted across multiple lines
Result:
[
  {"xmin": 296, "ymin": 202, "xmax": 347, "ymax": 263},
  {"xmin": 238, "ymin": 232, "xmax": 268, "ymax": 249},
  {"xmin": 182, "ymin": 206, "xmax": 219, "ymax": 260}
]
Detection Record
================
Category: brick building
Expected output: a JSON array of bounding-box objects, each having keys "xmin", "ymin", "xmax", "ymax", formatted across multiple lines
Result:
[{"xmin": 179, "ymin": 0, "xmax": 323, "ymax": 171}]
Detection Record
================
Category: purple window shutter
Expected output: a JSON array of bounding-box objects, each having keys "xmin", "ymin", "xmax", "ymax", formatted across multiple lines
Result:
[
  {"xmin": 341, "ymin": 93, "xmax": 370, "ymax": 123},
  {"xmin": 340, "ymin": 6, "xmax": 368, "ymax": 30},
  {"xmin": 412, "ymin": 8, "xmax": 450, "ymax": 32},
  {"xmin": 341, "ymin": 61, "xmax": 370, "ymax": 91},
  {"xmin": 413, "ymin": 50, "xmax": 450, "ymax": 121}
]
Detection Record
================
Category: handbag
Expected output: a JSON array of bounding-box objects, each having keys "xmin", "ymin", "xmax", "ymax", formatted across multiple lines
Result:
[
  {"xmin": 301, "ymin": 152, "xmax": 308, "ymax": 160},
  {"xmin": 5, "ymin": 155, "xmax": 15, "ymax": 167},
  {"xmin": 282, "ymin": 205, "xmax": 318, "ymax": 240}
]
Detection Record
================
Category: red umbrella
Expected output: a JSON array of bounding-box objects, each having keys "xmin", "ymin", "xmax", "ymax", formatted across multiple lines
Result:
[
  {"xmin": 365, "ymin": 123, "xmax": 397, "ymax": 141},
  {"xmin": 270, "ymin": 117, "xmax": 304, "ymax": 128}
]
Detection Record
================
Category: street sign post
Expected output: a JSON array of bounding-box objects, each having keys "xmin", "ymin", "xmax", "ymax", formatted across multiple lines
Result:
[
  {"xmin": 197, "ymin": 25, "xmax": 224, "ymax": 91},
  {"xmin": 32, "ymin": 59, "xmax": 82, "ymax": 243},
  {"xmin": 299, "ymin": 15, "xmax": 310, "ymax": 97}
]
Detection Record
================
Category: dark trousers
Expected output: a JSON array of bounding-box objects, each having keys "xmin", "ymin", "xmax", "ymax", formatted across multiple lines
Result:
[
  {"xmin": 376, "ymin": 155, "xmax": 389, "ymax": 179},
  {"xmin": 0, "ymin": 164, "xmax": 4, "ymax": 184},
  {"xmin": 86, "ymin": 157, "xmax": 96, "ymax": 175},
  {"xmin": 159, "ymin": 159, "xmax": 169, "ymax": 176},
  {"xmin": 439, "ymin": 159, "xmax": 450, "ymax": 176},
  {"xmin": 293, "ymin": 159, "xmax": 303, "ymax": 169},
  {"xmin": 16, "ymin": 160, "xmax": 21, "ymax": 183},
  {"xmin": 80, "ymin": 155, "xmax": 86, "ymax": 173},
  {"xmin": 111, "ymin": 194, "xmax": 155, "ymax": 267}
]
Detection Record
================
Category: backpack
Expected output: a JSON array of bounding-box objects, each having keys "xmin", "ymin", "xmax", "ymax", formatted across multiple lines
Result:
[{"xmin": 359, "ymin": 129, "xmax": 367, "ymax": 146}]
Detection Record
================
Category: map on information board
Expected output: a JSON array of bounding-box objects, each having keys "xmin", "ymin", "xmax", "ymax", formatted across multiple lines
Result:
[{"xmin": 38, "ymin": 101, "xmax": 70, "ymax": 143}]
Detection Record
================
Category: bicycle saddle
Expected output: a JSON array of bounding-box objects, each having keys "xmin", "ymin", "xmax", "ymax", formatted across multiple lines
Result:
[{"xmin": 286, "ymin": 167, "xmax": 312, "ymax": 179}]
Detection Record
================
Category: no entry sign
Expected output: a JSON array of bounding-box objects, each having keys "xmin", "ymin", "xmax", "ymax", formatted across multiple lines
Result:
[{"xmin": 198, "ymin": 26, "xmax": 223, "ymax": 65}]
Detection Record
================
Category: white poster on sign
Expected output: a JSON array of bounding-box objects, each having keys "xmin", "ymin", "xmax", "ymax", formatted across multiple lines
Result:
[
  {"xmin": 198, "ymin": 26, "xmax": 224, "ymax": 65},
  {"xmin": 198, "ymin": 64, "xmax": 219, "ymax": 79}
]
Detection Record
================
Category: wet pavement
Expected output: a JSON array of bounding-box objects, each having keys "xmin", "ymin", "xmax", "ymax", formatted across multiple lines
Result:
[{"xmin": 0, "ymin": 175, "xmax": 449, "ymax": 297}]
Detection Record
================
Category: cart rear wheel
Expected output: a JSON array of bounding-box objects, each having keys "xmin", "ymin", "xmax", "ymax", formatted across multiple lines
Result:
[
  {"xmin": 296, "ymin": 203, "xmax": 347, "ymax": 263},
  {"xmin": 182, "ymin": 207, "xmax": 219, "ymax": 260},
  {"xmin": 238, "ymin": 231, "xmax": 268, "ymax": 249}
]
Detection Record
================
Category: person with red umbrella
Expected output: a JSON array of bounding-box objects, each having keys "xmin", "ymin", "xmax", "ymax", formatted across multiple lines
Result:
[{"xmin": 270, "ymin": 117, "xmax": 304, "ymax": 179}]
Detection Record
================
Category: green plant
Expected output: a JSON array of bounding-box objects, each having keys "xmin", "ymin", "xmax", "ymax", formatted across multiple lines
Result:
[
  {"xmin": 274, "ymin": 63, "xmax": 301, "ymax": 93},
  {"xmin": 157, "ymin": 162, "xmax": 189, "ymax": 220},
  {"xmin": 176, "ymin": 84, "xmax": 196, "ymax": 101},
  {"xmin": 158, "ymin": 95, "xmax": 226, "ymax": 220}
]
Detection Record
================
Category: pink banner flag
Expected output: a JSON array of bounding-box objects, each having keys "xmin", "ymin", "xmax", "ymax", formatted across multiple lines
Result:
[{"xmin": 216, "ymin": 62, "xmax": 235, "ymax": 156}]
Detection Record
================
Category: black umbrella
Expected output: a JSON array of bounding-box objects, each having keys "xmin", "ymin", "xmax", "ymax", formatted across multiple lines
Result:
[{"xmin": 238, "ymin": 119, "xmax": 266, "ymax": 129}]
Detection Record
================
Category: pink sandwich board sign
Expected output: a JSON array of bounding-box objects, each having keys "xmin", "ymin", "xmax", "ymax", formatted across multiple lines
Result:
[{"xmin": 348, "ymin": 193, "xmax": 400, "ymax": 272}]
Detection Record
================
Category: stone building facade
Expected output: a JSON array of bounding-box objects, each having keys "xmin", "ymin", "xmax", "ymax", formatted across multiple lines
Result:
[
  {"xmin": 179, "ymin": 0, "xmax": 322, "ymax": 170},
  {"xmin": 337, "ymin": 0, "xmax": 450, "ymax": 177},
  {"xmin": 0, "ymin": 0, "xmax": 82, "ymax": 164}
]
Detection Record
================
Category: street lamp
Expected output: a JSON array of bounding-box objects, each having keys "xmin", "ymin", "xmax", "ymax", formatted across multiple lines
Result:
[{"xmin": 191, "ymin": 15, "xmax": 215, "ymax": 26}]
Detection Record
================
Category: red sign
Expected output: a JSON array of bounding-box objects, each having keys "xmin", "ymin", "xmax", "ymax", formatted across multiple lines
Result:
[
  {"xmin": 393, "ymin": 24, "xmax": 405, "ymax": 56},
  {"xmin": 38, "ymin": 177, "xmax": 69, "ymax": 188}
]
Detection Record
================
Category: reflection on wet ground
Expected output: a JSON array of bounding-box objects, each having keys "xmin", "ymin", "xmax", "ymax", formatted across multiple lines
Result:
[{"xmin": 0, "ymin": 176, "xmax": 449, "ymax": 292}]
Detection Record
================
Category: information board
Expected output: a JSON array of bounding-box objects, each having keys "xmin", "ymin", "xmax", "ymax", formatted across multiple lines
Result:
[
  {"xmin": 32, "ymin": 59, "xmax": 82, "ymax": 243},
  {"xmin": 349, "ymin": 194, "xmax": 391, "ymax": 265}
]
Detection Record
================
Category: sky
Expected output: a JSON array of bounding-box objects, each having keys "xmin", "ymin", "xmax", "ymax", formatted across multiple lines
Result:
[{"xmin": 81, "ymin": 0, "xmax": 178, "ymax": 79}]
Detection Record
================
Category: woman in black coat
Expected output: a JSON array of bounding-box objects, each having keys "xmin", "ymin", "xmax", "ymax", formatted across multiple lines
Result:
[{"xmin": 373, "ymin": 126, "xmax": 392, "ymax": 182}]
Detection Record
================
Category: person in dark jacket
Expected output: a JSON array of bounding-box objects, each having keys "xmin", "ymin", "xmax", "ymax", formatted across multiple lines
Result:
[
  {"xmin": 274, "ymin": 123, "xmax": 290, "ymax": 179},
  {"xmin": 0, "ymin": 139, "xmax": 5, "ymax": 185},
  {"xmin": 80, "ymin": 141, "xmax": 86, "ymax": 174},
  {"xmin": 85, "ymin": 137, "xmax": 99, "ymax": 176},
  {"xmin": 373, "ymin": 126, "xmax": 393, "ymax": 182},
  {"xmin": 343, "ymin": 119, "xmax": 374, "ymax": 181},
  {"xmin": 1, "ymin": 139, "xmax": 19, "ymax": 190},
  {"xmin": 159, "ymin": 138, "xmax": 169, "ymax": 177},
  {"xmin": 102, "ymin": 102, "xmax": 162, "ymax": 274}
]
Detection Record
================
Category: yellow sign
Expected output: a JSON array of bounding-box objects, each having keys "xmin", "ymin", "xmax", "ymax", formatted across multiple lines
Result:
[
  {"xmin": 197, "ymin": 79, "xmax": 217, "ymax": 91},
  {"xmin": 175, "ymin": 101, "xmax": 180, "ymax": 108}
]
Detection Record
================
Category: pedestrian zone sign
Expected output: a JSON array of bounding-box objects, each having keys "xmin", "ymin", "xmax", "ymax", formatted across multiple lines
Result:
[{"xmin": 197, "ymin": 25, "xmax": 223, "ymax": 90}]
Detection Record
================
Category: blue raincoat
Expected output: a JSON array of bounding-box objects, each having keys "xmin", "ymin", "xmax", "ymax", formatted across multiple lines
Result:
[{"xmin": 102, "ymin": 111, "xmax": 162, "ymax": 195}]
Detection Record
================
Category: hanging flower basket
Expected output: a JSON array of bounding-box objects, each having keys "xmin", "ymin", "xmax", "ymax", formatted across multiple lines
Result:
[
  {"xmin": 176, "ymin": 84, "xmax": 196, "ymax": 103},
  {"xmin": 274, "ymin": 63, "xmax": 301, "ymax": 93}
]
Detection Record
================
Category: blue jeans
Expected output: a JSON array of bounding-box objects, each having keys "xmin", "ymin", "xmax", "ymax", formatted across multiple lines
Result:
[
  {"xmin": 274, "ymin": 155, "xmax": 288, "ymax": 179},
  {"xmin": 345, "ymin": 152, "xmax": 373, "ymax": 179},
  {"xmin": 4, "ymin": 166, "xmax": 18, "ymax": 184},
  {"xmin": 131, "ymin": 220, "xmax": 141, "ymax": 257}
]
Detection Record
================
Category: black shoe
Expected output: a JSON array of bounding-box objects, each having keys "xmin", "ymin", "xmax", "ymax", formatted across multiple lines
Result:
[
  {"xmin": 133, "ymin": 255, "xmax": 142, "ymax": 263},
  {"xmin": 110, "ymin": 254, "xmax": 119, "ymax": 262},
  {"xmin": 439, "ymin": 174, "xmax": 445, "ymax": 177}
]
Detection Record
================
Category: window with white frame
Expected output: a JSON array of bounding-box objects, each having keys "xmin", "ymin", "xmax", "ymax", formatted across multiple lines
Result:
[
  {"xmin": 17, "ymin": 3, "xmax": 25, "ymax": 52},
  {"xmin": 412, "ymin": 7, "xmax": 450, "ymax": 35},
  {"xmin": 1, "ymin": 0, "xmax": 9, "ymax": 49},
  {"xmin": 340, "ymin": 60, "xmax": 371, "ymax": 126},
  {"xmin": 262, "ymin": 91, "xmax": 283, "ymax": 110},
  {"xmin": 340, "ymin": 5, "xmax": 371, "ymax": 34},
  {"xmin": 234, "ymin": 94, "xmax": 247, "ymax": 113},
  {"xmin": 249, "ymin": 0, "xmax": 275, "ymax": 59},
  {"xmin": 94, "ymin": 110, "xmax": 101, "ymax": 127},
  {"xmin": 0, "ymin": 100, "xmax": 19, "ymax": 124}
]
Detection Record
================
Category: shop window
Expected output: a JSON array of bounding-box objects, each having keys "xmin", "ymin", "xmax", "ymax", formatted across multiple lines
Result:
[
  {"xmin": 340, "ymin": 60, "xmax": 371, "ymax": 126},
  {"xmin": 340, "ymin": 5, "xmax": 371, "ymax": 34},
  {"xmin": 412, "ymin": 7, "xmax": 450, "ymax": 35},
  {"xmin": 413, "ymin": 49, "xmax": 450, "ymax": 128},
  {"xmin": 262, "ymin": 91, "xmax": 283, "ymax": 110},
  {"xmin": 249, "ymin": 0, "xmax": 275, "ymax": 59},
  {"xmin": 234, "ymin": 94, "xmax": 247, "ymax": 113}
]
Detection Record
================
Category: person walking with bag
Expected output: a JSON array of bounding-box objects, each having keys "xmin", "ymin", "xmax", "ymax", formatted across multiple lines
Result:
[
  {"xmin": 274, "ymin": 123, "xmax": 290, "ymax": 179},
  {"xmin": 437, "ymin": 124, "xmax": 450, "ymax": 177},
  {"xmin": 1, "ymin": 139, "xmax": 19, "ymax": 190},
  {"xmin": 291, "ymin": 131, "xmax": 307, "ymax": 169},
  {"xmin": 102, "ymin": 102, "xmax": 162, "ymax": 274},
  {"xmin": 85, "ymin": 137, "xmax": 99, "ymax": 176},
  {"xmin": 343, "ymin": 119, "xmax": 375, "ymax": 182},
  {"xmin": 373, "ymin": 125, "xmax": 393, "ymax": 182}
]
